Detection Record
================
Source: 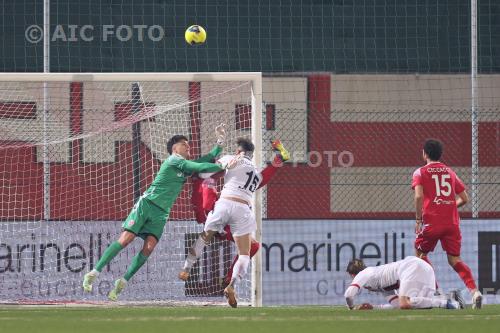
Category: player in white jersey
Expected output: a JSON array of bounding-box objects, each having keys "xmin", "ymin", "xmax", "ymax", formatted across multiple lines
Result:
[
  {"xmin": 179, "ymin": 137, "xmax": 289, "ymax": 307},
  {"xmin": 344, "ymin": 256, "xmax": 464, "ymax": 310},
  {"xmin": 205, "ymin": 140, "xmax": 262, "ymax": 238}
]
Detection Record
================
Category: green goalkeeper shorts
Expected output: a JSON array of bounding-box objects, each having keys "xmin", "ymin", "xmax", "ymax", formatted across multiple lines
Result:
[{"xmin": 122, "ymin": 197, "xmax": 169, "ymax": 241}]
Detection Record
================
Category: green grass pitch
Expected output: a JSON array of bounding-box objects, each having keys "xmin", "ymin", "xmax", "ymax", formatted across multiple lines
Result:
[{"xmin": 1, "ymin": 305, "xmax": 499, "ymax": 333}]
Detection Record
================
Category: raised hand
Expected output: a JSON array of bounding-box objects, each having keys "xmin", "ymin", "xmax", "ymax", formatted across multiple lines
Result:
[
  {"xmin": 271, "ymin": 139, "xmax": 290, "ymax": 162},
  {"xmin": 215, "ymin": 123, "xmax": 227, "ymax": 145}
]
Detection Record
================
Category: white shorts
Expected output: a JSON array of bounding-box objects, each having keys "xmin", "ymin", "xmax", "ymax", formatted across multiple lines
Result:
[
  {"xmin": 204, "ymin": 198, "xmax": 256, "ymax": 237},
  {"xmin": 397, "ymin": 257, "xmax": 436, "ymax": 298}
]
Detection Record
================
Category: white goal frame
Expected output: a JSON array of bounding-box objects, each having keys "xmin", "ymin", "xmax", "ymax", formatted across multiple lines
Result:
[{"xmin": 0, "ymin": 72, "xmax": 263, "ymax": 307}]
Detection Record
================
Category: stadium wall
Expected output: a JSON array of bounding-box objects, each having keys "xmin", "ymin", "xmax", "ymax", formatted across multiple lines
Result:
[
  {"xmin": 0, "ymin": 219, "xmax": 498, "ymax": 305},
  {"xmin": 1, "ymin": 75, "xmax": 499, "ymax": 220},
  {"xmin": 262, "ymin": 219, "xmax": 500, "ymax": 305},
  {"xmin": 2, "ymin": 0, "xmax": 499, "ymax": 73}
]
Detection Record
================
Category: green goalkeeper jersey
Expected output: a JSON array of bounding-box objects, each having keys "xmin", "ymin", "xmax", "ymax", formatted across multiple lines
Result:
[{"xmin": 143, "ymin": 145, "xmax": 223, "ymax": 211}]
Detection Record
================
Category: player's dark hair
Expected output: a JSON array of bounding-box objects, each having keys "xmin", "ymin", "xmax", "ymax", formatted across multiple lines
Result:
[
  {"xmin": 423, "ymin": 139, "xmax": 443, "ymax": 161},
  {"xmin": 346, "ymin": 259, "xmax": 366, "ymax": 276},
  {"xmin": 236, "ymin": 137, "xmax": 255, "ymax": 153},
  {"xmin": 167, "ymin": 135, "xmax": 188, "ymax": 155}
]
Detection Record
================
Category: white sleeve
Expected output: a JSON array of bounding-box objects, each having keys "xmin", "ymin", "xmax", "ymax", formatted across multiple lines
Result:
[
  {"xmin": 198, "ymin": 172, "xmax": 217, "ymax": 179},
  {"xmin": 345, "ymin": 268, "xmax": 371, "ymax": 296},
  {"xmin": 378, "ymin": 293, "xmax": 399, "ymax": 309},
  {"xmin": 216, "ymin": 154, "xmax": 236, "ymax": 169},
  {"xmin": 217, "ymin": 155, "xmax": 233, "ymax": 165},
  {"xmin": 344, "ymin": 285, "xmax": 360, "ymax": 299},
  {"xmin": 344, "ymin": 269, "xmax": 371, "ymax": 308}
]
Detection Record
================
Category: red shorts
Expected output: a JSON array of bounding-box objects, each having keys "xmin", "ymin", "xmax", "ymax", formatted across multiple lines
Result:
[{"xmin": 414, "ymin": 223, "xmax": 462, "ymax": 256}]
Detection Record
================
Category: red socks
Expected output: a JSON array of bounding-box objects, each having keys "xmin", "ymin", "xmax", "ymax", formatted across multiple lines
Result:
[
  {"xmin": 453, "ymin": 261, "xmax": 477, "ymax": 291},
  {"xmin": 250, "ymin": 241, "xmax": 261, "ymax": 257}
]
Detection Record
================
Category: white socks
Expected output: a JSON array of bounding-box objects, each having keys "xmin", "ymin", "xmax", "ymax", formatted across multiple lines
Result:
[
  {"xmin": 410, "ymin": 297, "xmax": 447, "ymax": 309},
  {"xmin": 183, "ymin": 236, "xmax": 207, "ymax": 271},
  {"xmin": 231, "ymin": 255, "xmax": 250, "ymax": 283}
]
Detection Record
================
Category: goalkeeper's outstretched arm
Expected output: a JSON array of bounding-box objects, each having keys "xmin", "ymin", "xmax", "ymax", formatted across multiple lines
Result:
[
  {"xmin": 176, "ymin": 153, "xmax": 241, "ymax": 174},
  {"xmin": 177, "ymin": 159, "xmax": 223, "ymax": 174},
  {"xmin": 193, "ymin": 145, "xmax": 222, "ymax": 163},
  {"xmin": 257, "ymin": 139, "xmax": 290, "ymax": 189}
]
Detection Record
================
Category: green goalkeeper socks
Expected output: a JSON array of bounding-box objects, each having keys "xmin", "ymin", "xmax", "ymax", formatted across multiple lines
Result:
[
  {"xmin": 94, "ymin": 241, "xmax": 123, "ymax": 272},
  {"xmin": 123, "ymin": 252, "xmax": 149, "ymax": 281},
  {"xmin": 93, "ymin": 242, "xmax": 149, "ymax": 281}
]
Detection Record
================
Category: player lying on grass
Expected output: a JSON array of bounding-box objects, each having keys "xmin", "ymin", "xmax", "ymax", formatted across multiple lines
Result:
[
  {"xmin": 82, "ymin": 124, "xmax": 237, "ymax": 301},
  {"xmin": 344, "ymin": 256, "xmax": 464, "ymax": 310},
  {"xmin": 189, "ymin": 139, "xmax": 289, "ymax": 288},
  {"xmin": 179, "ymin": 138, "xmax": 290, "ymax": 307}
]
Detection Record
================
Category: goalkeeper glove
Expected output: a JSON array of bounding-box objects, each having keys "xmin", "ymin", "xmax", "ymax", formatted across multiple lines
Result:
[
  {"xmin": 271, "ymin": 139, "xmax": 290, "ymax": 162},
  {"xmin": 215, "ymin": 123, "xmax": 226, "ymax": 146}
]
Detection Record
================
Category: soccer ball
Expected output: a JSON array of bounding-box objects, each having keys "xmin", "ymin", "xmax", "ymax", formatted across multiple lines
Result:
[{"xmin": 185, "ymin": 25, "xmax": 207, "ymax": 45}]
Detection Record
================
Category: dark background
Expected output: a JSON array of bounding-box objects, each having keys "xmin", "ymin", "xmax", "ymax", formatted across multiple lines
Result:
[{"xmin": 1, "ymin": 0, "xmax": 499, "ymax": 73}]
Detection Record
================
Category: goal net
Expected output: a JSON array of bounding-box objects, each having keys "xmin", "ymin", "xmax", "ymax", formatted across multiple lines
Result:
[
  {"xmin": 2, "ymin": 1, "xmax": 500, "ymax": 308},
  {"xmin": 0, "ymin": 73, "xmax": 263, "ymax": 306}
]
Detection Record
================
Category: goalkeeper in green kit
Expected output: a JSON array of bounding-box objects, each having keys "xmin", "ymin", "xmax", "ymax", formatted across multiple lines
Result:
[{"xmin": 82, "ymin": 124, "xmax": 236, "ymax": 301}]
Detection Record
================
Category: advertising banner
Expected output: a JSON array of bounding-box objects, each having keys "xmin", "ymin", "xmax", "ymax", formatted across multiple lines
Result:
[
  {"xmin": 262, "ymin": 219, "xmax": 500, "ymax": 306},
  {"xmin": 0, "ymin": 221, "xmax": 239, "ymax": 303},
  {"xmin": 1, "ymin": 219, "xmax": 499, "ymax": 305}
]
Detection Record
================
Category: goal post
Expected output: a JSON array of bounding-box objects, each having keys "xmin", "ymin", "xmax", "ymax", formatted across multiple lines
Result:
[
  {"xmin": 0, "ymin": 72, "xmax": 263, "ymax": 306},
  {"xmin": 250, "ymin": 76, "xmax": 263, "ymax": 308}
]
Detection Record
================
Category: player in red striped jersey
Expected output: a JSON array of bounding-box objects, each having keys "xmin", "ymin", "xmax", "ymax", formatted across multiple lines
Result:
[
  {"xmin": 412, "ymin": 139, "xmax": 482, "ymax": 309},
  {"xmin": 344, "ymin": 257, "xmax": 463, "ymax": 310}
]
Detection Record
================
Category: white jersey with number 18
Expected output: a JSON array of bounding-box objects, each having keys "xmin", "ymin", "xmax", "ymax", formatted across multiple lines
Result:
[{"xmin": 217, "ymin": 154, "xmax": 262, "ymax": 203}]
